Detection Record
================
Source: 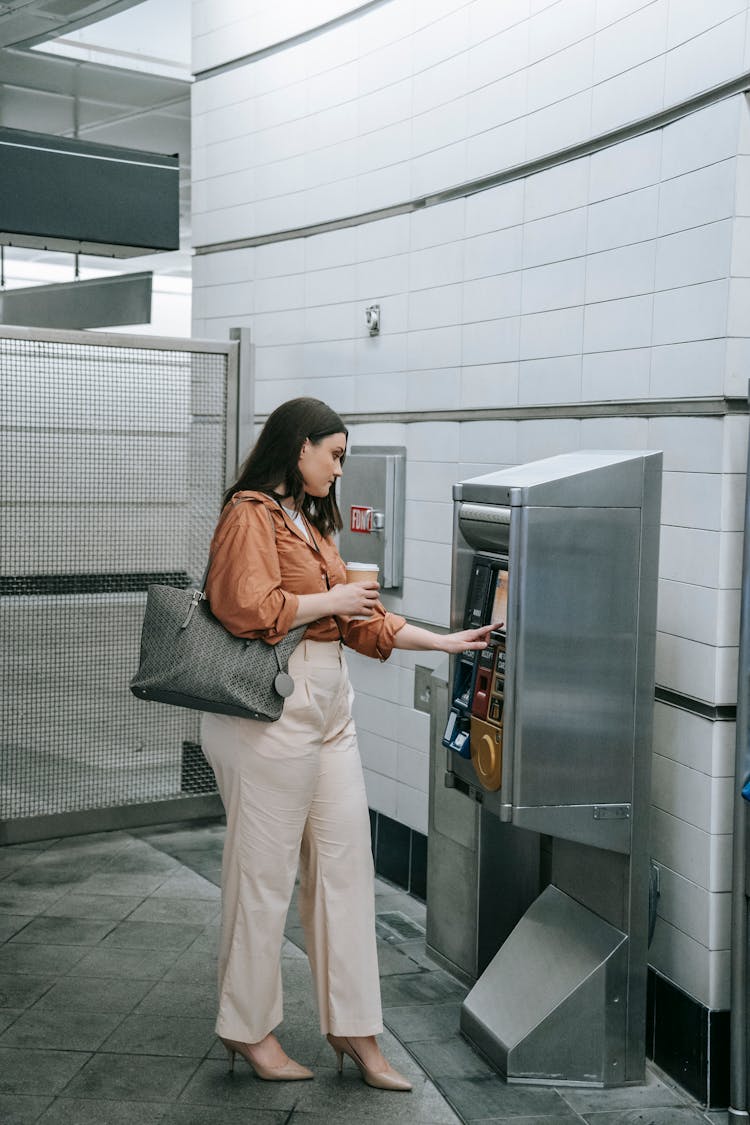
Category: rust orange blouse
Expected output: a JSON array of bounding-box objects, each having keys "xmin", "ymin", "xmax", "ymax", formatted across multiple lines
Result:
[{"xmin": 205, "ymin": 490, "xmax": 406, "ymax": 661}]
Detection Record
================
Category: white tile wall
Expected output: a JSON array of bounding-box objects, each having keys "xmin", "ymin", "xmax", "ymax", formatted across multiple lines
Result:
[
  {"xmin": 193, "ymin": 0, "xmax": 750, "ymax": 1011},
  {"xmin": 581, "ymin": 347, "xmax": 651, "ymax": 400},
  {"xmin": 585, "ymin": 242, "xmax": 657, "ymax": 303},
  {"xmin": 593, "ymin": 0, "xmax": 668, "ymax": 84}
]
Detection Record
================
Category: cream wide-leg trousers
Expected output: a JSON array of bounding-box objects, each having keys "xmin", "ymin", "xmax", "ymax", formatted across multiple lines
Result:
[{"xmin": 200, "ymin": 639, "xmax": 383, "ymax": 1044}]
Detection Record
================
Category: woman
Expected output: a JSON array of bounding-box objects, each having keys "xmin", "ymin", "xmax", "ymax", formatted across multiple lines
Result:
[{"xmin": 201, "ymin": 397, "xmax": 495, "ymax": 1091}]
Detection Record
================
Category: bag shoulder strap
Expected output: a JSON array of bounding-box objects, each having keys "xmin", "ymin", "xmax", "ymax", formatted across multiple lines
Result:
[{"xmin": 199, "ymin": 494, "xmax": 260, "ymax": 592}]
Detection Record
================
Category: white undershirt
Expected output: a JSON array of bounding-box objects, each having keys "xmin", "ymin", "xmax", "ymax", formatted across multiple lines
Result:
[{"xmin": 285, "ymin": 506, "xmax": 310, "ymax": 541}]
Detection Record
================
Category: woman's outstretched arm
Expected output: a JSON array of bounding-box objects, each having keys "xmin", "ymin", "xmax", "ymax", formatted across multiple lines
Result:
[{"xmin": 392, "ymin": 621, "xmax": 500, "ymax": 654}]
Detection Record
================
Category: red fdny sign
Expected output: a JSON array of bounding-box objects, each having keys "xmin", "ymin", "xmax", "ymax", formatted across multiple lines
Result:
[{"xmin": 350, "ymin": 506, "xmax": 373, "ymax": 533}]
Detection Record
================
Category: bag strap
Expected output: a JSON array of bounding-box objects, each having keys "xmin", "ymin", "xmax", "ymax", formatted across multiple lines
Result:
[{"xmin": 181, "ymin": 497, "xmax": 258, "ymax": 629}]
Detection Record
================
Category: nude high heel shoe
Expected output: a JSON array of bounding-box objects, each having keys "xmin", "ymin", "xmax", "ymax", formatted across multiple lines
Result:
[
  {"xmin": 220, "ymin": 1037, "xmax": 313, "ymax": 1081},
  {"xmin": 326, "ymin": 1034, "xmax": 412, "ymax": 1092}
]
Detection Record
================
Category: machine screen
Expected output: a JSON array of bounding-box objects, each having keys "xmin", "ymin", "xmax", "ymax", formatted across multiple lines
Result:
[{"xmin": 491, "ymin": 570, "xmax": 508, "ymax": 629}]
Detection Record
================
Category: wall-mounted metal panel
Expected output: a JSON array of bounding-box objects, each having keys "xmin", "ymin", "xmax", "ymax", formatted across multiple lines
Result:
[
  {"xmin": 338, "ymin": 445, "xmax": 405, "ymax": 588},
  {"xmin": 0, "ymin": 271, "xmax": 152, "ymax": 328},
  {"xmin": 0, "ymin": 127, "xmax": 179, "ymax": 256}
]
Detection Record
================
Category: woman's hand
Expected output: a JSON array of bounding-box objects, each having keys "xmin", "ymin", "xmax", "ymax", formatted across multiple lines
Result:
[
  {"xmin": 326, "ymin": 580, "xmax": 381, "ymax": 619},
  {"xmin": 437, "ymin": 622, "xmax": 501, "ymax": 653},
  {"xmin": 393, "ymin": 621, "xmax": 503, "ymax": 652}
]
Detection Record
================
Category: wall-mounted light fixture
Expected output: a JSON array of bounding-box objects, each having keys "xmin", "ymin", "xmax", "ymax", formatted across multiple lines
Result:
[{"xmin": 365, "ymin": 303, "xmax": 380, "ymax": 335}]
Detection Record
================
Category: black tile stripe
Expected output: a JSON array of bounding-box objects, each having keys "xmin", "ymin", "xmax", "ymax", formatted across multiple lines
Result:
[
  {"xmin": 655, "ymin": 686, "xmax": 736, "ymax": 723},
  {"xmin": 0, "ymin": 571, "xmax": 192, "ymax": 596}
]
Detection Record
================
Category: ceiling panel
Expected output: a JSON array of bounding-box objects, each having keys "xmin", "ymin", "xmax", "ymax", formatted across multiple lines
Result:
[{"xmin": 0, "ymin": 0, "xmax": 144, "ymax": 49}]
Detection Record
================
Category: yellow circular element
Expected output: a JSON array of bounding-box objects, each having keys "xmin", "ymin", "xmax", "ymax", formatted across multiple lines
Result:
[{"xmin": 472, "ymin": 730, "xmax": 502, "ymax": 791}]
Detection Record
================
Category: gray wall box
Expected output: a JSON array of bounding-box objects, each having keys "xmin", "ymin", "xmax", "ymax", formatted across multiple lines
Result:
[
  {"xmin": 0, "ymin": 127, "xmax": 179, "ymax": 256},
  {"xmin": 0, "ymin": 272, "xmax": 153, "ymax": 329},
  {"xmin": 337, "ymin": 446, "xmax": 405, "ymax": 588}
]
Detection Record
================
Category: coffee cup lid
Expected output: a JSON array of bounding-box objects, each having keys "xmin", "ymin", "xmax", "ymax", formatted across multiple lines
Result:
[{"xmin": 346, "ymin": 561, "xmax": 379, "ymax": 571}]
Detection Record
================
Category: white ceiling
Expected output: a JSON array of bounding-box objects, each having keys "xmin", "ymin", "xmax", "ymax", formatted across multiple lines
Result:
[
  {"xmin": 0, "ymin": 1, "xmax": 144, "ymax": 50},
  {"xmin": 0, "ymin": 0, "xmax": 191, "ymax": 281}
]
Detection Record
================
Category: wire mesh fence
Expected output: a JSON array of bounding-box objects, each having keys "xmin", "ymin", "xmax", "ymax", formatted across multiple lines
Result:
[{"xmin": 1, "ymin": 334, "xmax": 230, "ymax": 822}]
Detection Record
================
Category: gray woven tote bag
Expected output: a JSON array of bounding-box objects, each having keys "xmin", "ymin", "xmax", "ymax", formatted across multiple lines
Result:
[{"xmin": 130, "ymin": 499, "xmax": 305, "ymax": 721}]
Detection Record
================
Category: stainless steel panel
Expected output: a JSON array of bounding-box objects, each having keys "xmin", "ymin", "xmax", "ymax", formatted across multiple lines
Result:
[
  {"xmin": 458, "ymin": 503, "xmax": 511, "ymax": 552},
  {"xmin": 428, "ymin": 672, "xmax": 480, "ymax": 978},
  {"xmin": 512, "ymin": 804, "xmax": 631, "ymax": 854},
  {"xmin": 477, "ymin": 811, "xmax": 540, "ymax": 973},
  {"xmin": 457, "ymin": 451, "xmax": 654, "ymax": 509},
  {"xmin": 460, "ymin": 885, "xmax": 628, "ymax": 1085},
  {"xmin": 512, "ymin": 505, "xmax": 640, "ymax": 812},
  {"xmin": 338, "ymin": 446, "xmax": 405, "ymax": 587},
  {"xmin": 551, "ymin": 840, "xmax": 629, "ymax": 931}
]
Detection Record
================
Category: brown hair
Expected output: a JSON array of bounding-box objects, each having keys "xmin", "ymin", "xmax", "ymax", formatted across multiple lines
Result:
[{"xmin": 222, "ymin": 397, "xmax": 348, "ymax": 537}]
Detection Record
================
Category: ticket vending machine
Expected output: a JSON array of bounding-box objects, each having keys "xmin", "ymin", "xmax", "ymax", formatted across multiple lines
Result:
[{"xmin": 441, "ymin": 451, "xmax": 661, "ymax": 1087}]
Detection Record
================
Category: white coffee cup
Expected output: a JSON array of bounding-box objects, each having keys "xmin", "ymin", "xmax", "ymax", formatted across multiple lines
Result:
[{"xmin": 345, "ymin": 562, "xmax": 379, "ymax": 619}]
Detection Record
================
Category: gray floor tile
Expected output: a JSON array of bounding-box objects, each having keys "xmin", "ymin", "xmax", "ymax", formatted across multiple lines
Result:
[
  {"xmin": 101, "ymin": 921, "xmax": 205, "ymax": 951},
  {"xmin": 0, "ymin": 943, "xmax": 89, "ymax": 977},
  {"xmin": 150, "ymin": 871, "xmax": 220, "ymax": 901},
  {"xmin": 0, "ymin": 973, "xmax": 55, "ymax": 1010},
  {"xmin": 0, "ymin": 1008, "xmax": 23, "ymax": 1033},
  {"xmin": 288, "ymin": 1080, "xmax": 461, "ymax": 1125},
  {"xmin": 0, "ymin": 916, "xmax": 32, "ymax": 942},
  {"xmin": 0, "ymin": 887, "xmax": 68, "ymax": 916},
  {"xmin": 9, "ymin": 917, "xmax": 115, "ymax": 946},
  {"xmin": 560, "ymin": 1074, "xmax": 687, "ymax": 1115},
  {"xmin": 42, "ymin": 894, "xmax": 144, "ymax": 921},
  {"xmin": 0, "ymin": 854, "xmax": 39, "ymax": 876},
  {"xmin": 407, "ymin": 1037, "xmax": 496, "ymax": 1079},
  {"xmin": 582, "ymin": 1110, "xmax": 709, "ymax": 1125},
  {"xmin": 160, "ymin": 1106, "xmax": 286, "ymax": 1125},
  {"xmin": 0, "ymin": 1008, "xmax": 124, "ymax": 1051},
  {"xmin": 67, "ymin": 945, "xmax": 182, "ymax": 981},
  {"xmin": 3, "ymin": 863, "xmax": 97, "ymax": 889},
  {"xmin": 380, "ymin": 969, "xmax": 468, "ymax": 1007},
  {"xmin": 385, "ymin": 1002, "xmax": 462, "ymax": 1043},
  {"xmin": 126, "ymin": 898, "xmax": 219, "ymax": 926},
  {"xmin": 63, "ymin": 1053, "xmax": 201, "ymax": 1102},
  {"xmin": 465, "ymin": 1116, "xmax": 583, "ymax": 1124},
  {"xmin": 282, "ymin": 1064, "xmax": 426, "ymax": 1120},
  {"xmin": 99, "ymin": 850, "xmax": 180, "ymax": 876},
  {"xmin": 379, "ymin": 1027, "xmax": 433, "ymax": 1074},
  {"xmin": 42, "ymin": 832, "xmax": 130, "ymax": 858},
  {"xmin": 0, "ymin": 1045, "xmax": 90, "ymax": 1094},
  {"xmin": 34, "ymin": 975, "xmax": 155, "ymax": 1013},
  {"xmin": 284, "ymin": 924, "xmax": 308, "ymax": 953},
  {"xmin": 281, "ymin": 937, "xmax": 307, "ymax": 960},
  {"xmin": 397, "ymin": 939, "xmax": 448, "ymax": 972},
  {"xmin": 0, "ymin": 1094, "xmax": 53, "ymax": 1125},
  {"xmin": 4, "ymin": 842, "xmax": 58, "ymax": 855},
  {"xmin": 419, "ymin": 1078, "xmax": 466, "ymax": 1124},
  {"xmin": 177, "ymin": 1056, "xmax": 306, "ymax": 1109},
  {"xmin": 437, "ymin": 1075, "xmax": 573, "ymax": 1121},
  {"xmin": 186, "ymin": 924, "xmax": 219, "ymax": 952},
  {"xmin": 378, "ymin": 942, "xmax": 434, "ymax": 977},
  {"xmin": 134, "ymin": 979, "xmax": 217, "ymax": 1017},
  {"xmin": 36, "ymin": 1098, "xmax": 168, "ymax": 1125},
  {"xmin": 75, "ymin": 873, "xmax": 169, "ymax": 897},
  {"xmin": 161, "ymin": 947, "xmax": 219, "ymax": 984},
  {"xmin": 100, "ymin": 1012, "xmax": 216, "ymax": 1057}
]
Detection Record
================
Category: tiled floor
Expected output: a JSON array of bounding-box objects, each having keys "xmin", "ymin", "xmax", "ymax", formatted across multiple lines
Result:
[{"xmin": 0, "ymin": 820, "xmax": 731, "ymax": 1125}]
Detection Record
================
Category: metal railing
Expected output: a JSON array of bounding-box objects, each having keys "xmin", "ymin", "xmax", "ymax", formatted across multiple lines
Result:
[{"xmin": 0, "ymin": 326, "xmax": 240, "ymax": 843}]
